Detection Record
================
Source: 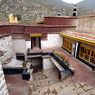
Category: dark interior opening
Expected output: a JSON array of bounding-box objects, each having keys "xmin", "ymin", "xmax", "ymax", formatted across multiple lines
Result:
[
  {"xmin": 16, "ymin": 53, "xmax": 25, "ymax": 61},
  {"xmin": 30, "ymin": 57, "xmax": 43, "ymax": 73}
]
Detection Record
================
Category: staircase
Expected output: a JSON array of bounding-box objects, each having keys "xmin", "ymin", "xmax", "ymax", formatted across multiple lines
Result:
[{"xmin": 27, "ymin": 48, "xmax": 43, "ymax": 73}]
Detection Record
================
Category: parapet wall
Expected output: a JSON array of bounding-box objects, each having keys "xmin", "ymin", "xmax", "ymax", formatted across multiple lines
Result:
[
  {"xmin": 1, "ymin": 15, "xmax": 95, "ymax": 36},
  {"xmin": 1, "ymin": 15, "xmax": 95, "ymax": 39},
  {"xmin": 0, "ymin": 16, "xmax": 78, "ymax": 40},
  {"xmin": 0, "ymin": 25, "xmax": 76, "ymax": 40},
  {"xmin": 44, "ymin": 16, "xmax": 77, "ymax": 26},
  {"xmin": 77, "ymin": 15, "xmax": 95, "ymax": 33}
]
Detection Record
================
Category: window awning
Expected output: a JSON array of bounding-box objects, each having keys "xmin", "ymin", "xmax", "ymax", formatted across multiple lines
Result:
[
  {"xmin": 60, "ymin": 32, "xmax": 95, "ymax": 46},
  {"xmin": 30, "ymin": 34, "xmax": 42, "ymax": 37}
]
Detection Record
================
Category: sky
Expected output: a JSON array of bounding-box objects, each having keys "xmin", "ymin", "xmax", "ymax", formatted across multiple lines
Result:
[{"xmin": 62, "ymin": 0, "xmax": 84, "ymax": 4}]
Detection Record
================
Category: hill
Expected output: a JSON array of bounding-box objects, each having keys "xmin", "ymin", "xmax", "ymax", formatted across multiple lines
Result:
[
  {"xmin": 77, "ymin": 0, "xmax": 95, "ymax": 9},
  {"xmin": 31, "ymin": 0, "xmax": 73, "ymax": 8},
  {"xmin": 0, "ymin": 0, "xmax": 74, "ymax": 23},
  {"xmin": 0, "ymin": 0, "xmax": 94, "ymax": 24}
]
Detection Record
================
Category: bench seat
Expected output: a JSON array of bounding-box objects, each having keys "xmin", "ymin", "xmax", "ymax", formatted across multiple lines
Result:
[{"xmin": 50, "ymin": 57, "xmax": 64, "ymax": 72}]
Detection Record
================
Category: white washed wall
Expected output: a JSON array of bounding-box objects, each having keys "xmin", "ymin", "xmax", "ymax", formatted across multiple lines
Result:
[
  {"xmin": 0, "ymin": 35, "xmax": 14, "ymax": 95},
  {"xmin": 0, "ymin": 36, "xmax": 15, "ymax": 64},
  {"xmin": 0, "ymin": 62, "xmax": 9, "ymax": 95},
  {"xmin": 41, "ymin": 34, "xmax": 63, "ymax": 48},
  {"xmin": 26, "ymin": 34, "xmax": 63, "ymax": 49},
  {"xmin": 13, "ymin": 39, "xmax": 27, "ymax": 54},
  {"xmin": 26, "ymin": 41, "xmax": 31, "ymax": 49}
]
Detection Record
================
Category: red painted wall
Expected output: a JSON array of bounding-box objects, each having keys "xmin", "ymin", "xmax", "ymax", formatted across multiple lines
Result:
[
  {"xmin": 0, "ymin": 25, "xmax": 75, "ymax": 34},
  {"xmin": 44, "ymin": 16, "xmax": 77, "ymax": 25},
  {"xmin": 0, "ymin": 16, "xmax": 77, "ymax": 39}
]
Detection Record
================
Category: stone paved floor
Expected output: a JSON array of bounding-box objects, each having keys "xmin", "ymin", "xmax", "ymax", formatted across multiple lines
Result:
[
  {"xmin": 28, "ymin": 47, "xmax": 95, "ymax": 95},
  {"xmin": 5, "ymin": 47, "xmax": 95, "ymax": 95},
  {"xmin": 28, "ymin": 70, "xmax": 95, "ymax": 95},
  {"xmin": 43, "ymin": 47, "xmax": 95, "ymax": 86}
]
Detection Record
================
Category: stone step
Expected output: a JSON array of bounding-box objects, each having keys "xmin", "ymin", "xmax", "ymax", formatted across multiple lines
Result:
[{"xmin": 27, "ymin": 55, "xmax": 42, "ymax": 59}]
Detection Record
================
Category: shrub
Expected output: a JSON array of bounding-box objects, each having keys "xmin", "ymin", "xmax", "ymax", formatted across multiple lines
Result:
[{"xmin": 22, "ymin": 61, "xmax": 27, "ymax": 68}]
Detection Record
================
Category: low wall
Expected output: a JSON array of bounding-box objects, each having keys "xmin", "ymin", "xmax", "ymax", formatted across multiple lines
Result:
[
  {"xmin": 44, "ymin": 16, "xmax": 77, "ymax": 26},
  {"xmin": 13, "ymin": 39, "xmax": 26, "ymax": 54}
]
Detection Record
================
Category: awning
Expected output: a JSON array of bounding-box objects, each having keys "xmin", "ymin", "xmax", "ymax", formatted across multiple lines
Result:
[
  {"xmin": 60, "ymin": 32, "xmax": 95, "ymax": 46},
  {"xmin": 30, "ymin": 34, "xmax": 42, "ymax": 37}
]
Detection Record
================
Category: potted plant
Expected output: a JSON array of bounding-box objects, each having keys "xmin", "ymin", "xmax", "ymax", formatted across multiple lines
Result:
[
  {"xmin": 22, "ymin": 61, "xmax": 30, "ymax": 80},
  {"xmin": 22, "ymin": 61, "xmax": 28, "ymax": 69}
]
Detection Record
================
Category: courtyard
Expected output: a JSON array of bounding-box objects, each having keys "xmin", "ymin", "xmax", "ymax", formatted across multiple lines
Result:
[{"xmin": 5, "ymin": 48, "xmax": 95, "ymax": 95}]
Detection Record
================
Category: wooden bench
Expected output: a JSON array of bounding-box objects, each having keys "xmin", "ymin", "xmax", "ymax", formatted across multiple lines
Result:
[
  {"xmin": 50, "ymin": 57, "xmax": 64, "ymax": 80},
  {"xmin": 27, "ymin": 55, "xmax": 42, "ymax": 59},
  {"xmin": 42, "ymin": 52, "xmax": 74, "ymax": 80},
  {"xmin": 42, "ymin": 55, "xmax": 51, "ymax": 59}
]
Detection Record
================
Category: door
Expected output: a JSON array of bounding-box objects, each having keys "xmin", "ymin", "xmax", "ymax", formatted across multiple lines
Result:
[{"xmin": 31, "ymin": 37, "xmax": 41, "ymax": 49}]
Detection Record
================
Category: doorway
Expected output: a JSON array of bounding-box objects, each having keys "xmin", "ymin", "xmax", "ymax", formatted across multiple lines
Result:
[{"xmin": 30, "ymin": 34, "xmax": 42, "ymax": 49}]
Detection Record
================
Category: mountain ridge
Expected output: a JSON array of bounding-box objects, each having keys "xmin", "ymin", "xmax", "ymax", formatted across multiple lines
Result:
[
  {"xmin": 0, "ymin": 0, "xmax": 74, "ymax": 23},
  {"xmin": 31, "ymin": 0, "xmax": 74, "ymax": 8},
  {"xmin": 0, "ymin": 0, "xmax": 94, "ymax": 24},
  {"xmin": 77, "ymin": 0, "xmax": 95, "ymax": 9}
]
